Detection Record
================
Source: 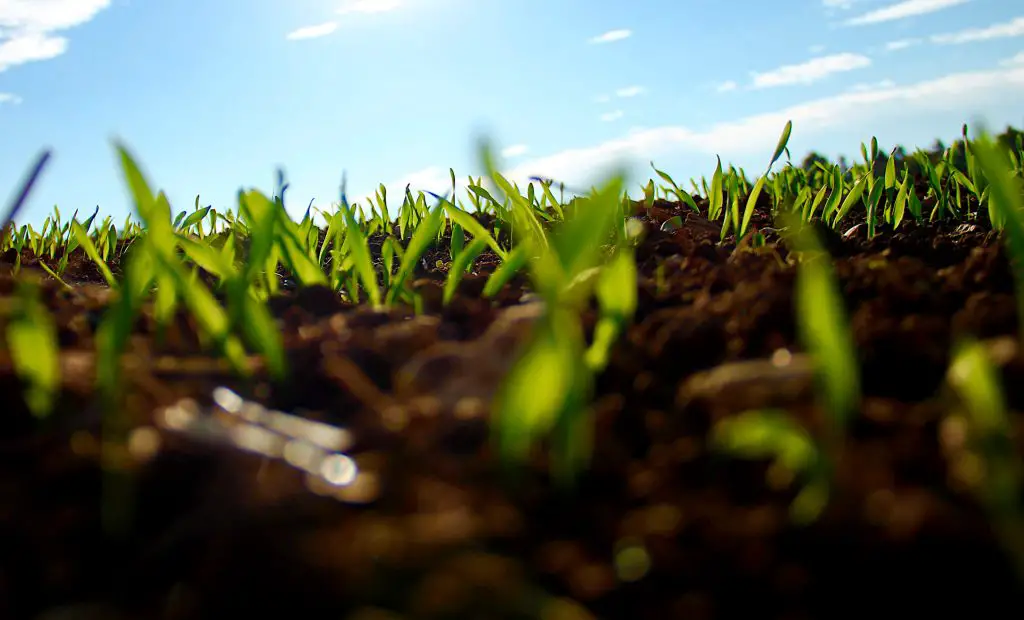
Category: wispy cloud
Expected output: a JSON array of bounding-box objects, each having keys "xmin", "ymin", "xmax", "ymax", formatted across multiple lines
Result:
[
  {"xmin": 501, "ymin": 144, "xmax": 529, "ymax": 158},
  {"xmin": 716, "ymin": 80, "xmax": 738, "ymax": 93},
  {"xmin": 354, "ymin": 65, "xmax": 1024, "ymax": 207},
  {"xmin": 845, "ymin": 0, "xmax": 970, "ymax": 26},
  {"xmin": 287, "ymin": 0, "xmax": 402, "ymax": 40},
  {"xmin": 600, "ymin": 110, "xmax": 624, "ymax": 122},
  {"xmin": 886, "ymin": 38, "xmax": 922, "ymax": 50},
  {"xmin": 0, "ymin": 0, "xmax": 111, "ymax": 31},
  {"xmin": 1001, "ymin": 51, "xmax": 1024, "ymax": 67},
  {"xmin": 594, "ymin": 87, "xmax": 643, "ymax": 103},
  {"xmin": 615, "ymin": 85, "xmax": 645, "ymax": 98},
  {"xmin": 285, "ymin": 22, "xmax": 339, "ymax": 40},
  {"xmin": 500, "ymin": 64, "xmax": 1024, "ymax": 190},
  {"xmin": 370, "ymin": 165, "xmax": 451, "ymax": 201},
  {"xmin": 0, "ymin": 0, "xmax": 110, "ymax": 72},
  {"xmin": 588, "ymin": 29, "xmax": 631, "ymax": 44},
  {"xmin": 931, "ymin": 16, "xmax": 1024, "ymax": 44},
  {"xmin": 848, "ymin": 79, "xmax": 896, "ymax": 91},
  {"xmin": 0, "ymin": 92, "xmax": 22, "ymax": 105},
  {"xmin": 337, "ymin": 0, "xmax": 402, "ymax": 16},
  {"xmin": 751, "ymin": 53, "xmax": 870, "ymax": 88},
  {"xmin": 0, "ymin": 33, "xmax": 66, "ymax": 70}
]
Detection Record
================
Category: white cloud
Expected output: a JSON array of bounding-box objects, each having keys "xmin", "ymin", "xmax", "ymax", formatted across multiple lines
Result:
[
  {"xmin": 0, "ymin": 0, "xmax": 110, "ymax": 72},
  {"xmin": 286, "ymin": 22, "xmax": 338, "ymax": 40},
  {"xmin": 500, "ymin": 64, "xmax": 1024, "ymax": 190},
  {"xmin": 615, "ymin": 85, "xmax": 645, "ymax": 98},
  {"xmin": 848, "ymin": 78, "xmax": 896, "ymax": 91},
  {"xmin": 393, "ymin": 165, "xmax": 450, "ymax": 189},
  {"xmin": 356, "ymin": 165, "xmax": 450, "ymax": 204},
  {"xmin": 337, "ymin": 0, "xmax": 402, "ymax": 15},
  {"xmin": 716, "ymin": 80, "xmax": 738, "ymax": 93},
  {"xmin": 0, "ymin": 0, "xmax": 111, "ymax": 31},
  {"xmin": 0, "ymin": 92, "xmax": 22, "ymax": 105},
  {"xmin": 845, "ymin": 0, "xmax": 970, "ymax": 26},
  {"xmin": 1001, "ymin": 51, "xmax": 1024, "ymax": 67},
  {"xmin": 0, "ymin": 32, "xmax": 65, "ymax": 69},
  {"xmin": 288, "ymin": 0, "xmax": 400, "ymax": 40},
  {"xmin": 501, "ymin": 144, "xmax": 529, "ymax": 158},
  {"xmin": 589, "ymin": 29, "xmax": 631, "ymax": 44},
  {"xmin": 822, "ymin": 0, "xmax": 857, "ymax": 7},
  {"xmin": 931, "ymin": 16, "xmax": 1024, "ymax": 44},
  {"xmin": 809, "ymin": 44, "xmax": 827, "ymax": 53},
  {"xmin": 600, "ymin": 110, "xmax": 624, "ymax": 122},
  {"xmin": 751, "ymin": 53, "xmax": 870, "ymax": 88},
  {"xmin": 594, "ymin": 94, "xmax": 611, "ymax": 103},
  {"xmin": 886, "ymin": 38, "xmax": 922, "ymax": 50}
]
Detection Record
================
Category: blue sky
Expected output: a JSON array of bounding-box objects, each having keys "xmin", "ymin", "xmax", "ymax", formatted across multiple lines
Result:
[{"xmin": 1, "ymin": 0, "xmax": 1023, "ymax": 226}]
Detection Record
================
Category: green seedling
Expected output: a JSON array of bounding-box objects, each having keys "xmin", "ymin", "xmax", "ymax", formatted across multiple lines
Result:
[
  {"xmin": 783, "ymin": 211, "xmax": 861, "ymax": 428},
  {"xmin": 971, "ymin": 129, "xmax": 1024, "ymax": 348},
  {"xmin": 338, "ymin": 191, "xmax": 383, "ymax": 309},
  {"xmin": 945, "ymin": 338, "xmax": 1024, "ymax": 580},
  {"xmin": 3, "ymin": 121, "xmax": 1024, "ymax": 556},
  {"xmin": 713, "ymin": 209, "xmax": 859, "ymax": 524},
  {"xmin": 711, "ymin": 408, "xmax": 827, "ymax": 524},
  {"xmin": 443, "ymin": 236, "xmax": 488, "ymax": 305},
  {"xmin": 481, "ymin": 134, "xmax": 635, "ymax": 484},
  {"xmin": 5, "ymin": 276, "xmax": 60, "ymax": 419},
  {"xmin": 738, "ymin": 120, "xmax": 792, "ymax": 240},
  {"xmin": 584, "ymin": 245, "xmax": 637, "ymax": 372}
]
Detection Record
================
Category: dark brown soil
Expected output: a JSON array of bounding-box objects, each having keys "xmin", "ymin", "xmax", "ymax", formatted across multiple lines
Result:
[{"xmin": 2, "ymin": 195, "xmax": 1023, "ymax": 620}]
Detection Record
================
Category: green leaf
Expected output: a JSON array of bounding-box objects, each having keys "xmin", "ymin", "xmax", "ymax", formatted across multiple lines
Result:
[
  {"xmin": 6, "ymin": 277, "xmax": 60, "ymax": 418},
  {"xmin": 782, "ymin": 214, "xmax": 860, "ymax": 430},
  {"xmin": 483, "ymin": 244, "xmax": 529, "ymax": 298},
  {"xmin": 450, "ymin": 222, "xmax": 465, "ymax": 260},
  {"xmin": 493, "ymin": 309, "xmax": 581, "ymax": 464},
  {"xmin": 176, "ymin": 234, "xmax": 237, "ymax": 281},
  {"xmin": 240, "ymin": 288, "xmax": 287, "ymax": 379},
  {"xmin": 712, "ymin": 408, "xmax": 828, "ymax": 524},
  {"xmin": 893, "ymin": 170, "xmax": 910, "ymax": 230},
  {"xmin": 651, "ymin": 162, "xmax": 699, "ymax": 213},
  {"xmin": 338, "ymin": 196, "xmax": 382, "ymax": 309},
  {"xmin": 973, "ymin": 132, "xmax": 1024, "ymax": 342},
  {"xmin": 584, "ymin": 247, "xmax": 637, "ymax": 371},
  {"xmin": 181, "ymin": 206, "xmax": 211, "ymax": 235},
  {"xmin": 832, "ymin": 172, "xmax": 869, "ymax": 226},
  {"xmin": 806, "ymin": 184, "xmax": 829, "ymax": 222},
  {"xmin": 272, "ymin": 212, "xmax": 329, "ymax": 287},
  {"xmin": 948, "ymin": 338, "xmax": 1010, "ymax": 436},
  {"xmin": 711, "ymin": 409, "xmax": 819, "ymax": 474},
  {"xmin": 791, "ymin": 477, "xmax": 830, "ymax": 525},
  {"xmin": 385, "ymin": 202, "xmax": 444, "ymax": 305},
  {"xmin": 71, "ymin": 220, "xmax": 118, "ymax": 288},
  {"xmin": 767, "ymin": 120, "xmax": 793, "ymax": 172},
  {"xmin": 439, "ymin": 196, "xmax": 507, "ymax": 259},
  {"xmin": 884, "ymin": 149, "xmax": 897, "ymax": 189},
  {"xmin": 709, "ymin": 156, "xmax": 724, "ymax": 219},
  {"xmin": 115, "ymin": 143, "xmax": 250, "ymax": 374},
  {"xmin": 552, "ymin": 171, "xmax": 627, "ymax": 296},
  {"xmin": 443, "ymin": 237, "xmax": 488, "ymax": 305},
  {"xmin": 739, "ymin": 175, "xmax": 767, "ymax": 239},
  {"xmin": 1, "ymin": 149, "xmax": 52, "ymax": 233}
]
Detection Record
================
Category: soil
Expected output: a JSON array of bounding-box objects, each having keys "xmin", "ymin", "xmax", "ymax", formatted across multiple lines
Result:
[{"xmin": 2, "ymin": 192, "xmax": 1024, "ymax": 620}]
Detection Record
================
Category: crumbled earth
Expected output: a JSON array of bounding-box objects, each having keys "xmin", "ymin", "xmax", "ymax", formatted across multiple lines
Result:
[{"xmin": 2, "ymin": 195, "xmax": 1024, "ymax": 620}]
